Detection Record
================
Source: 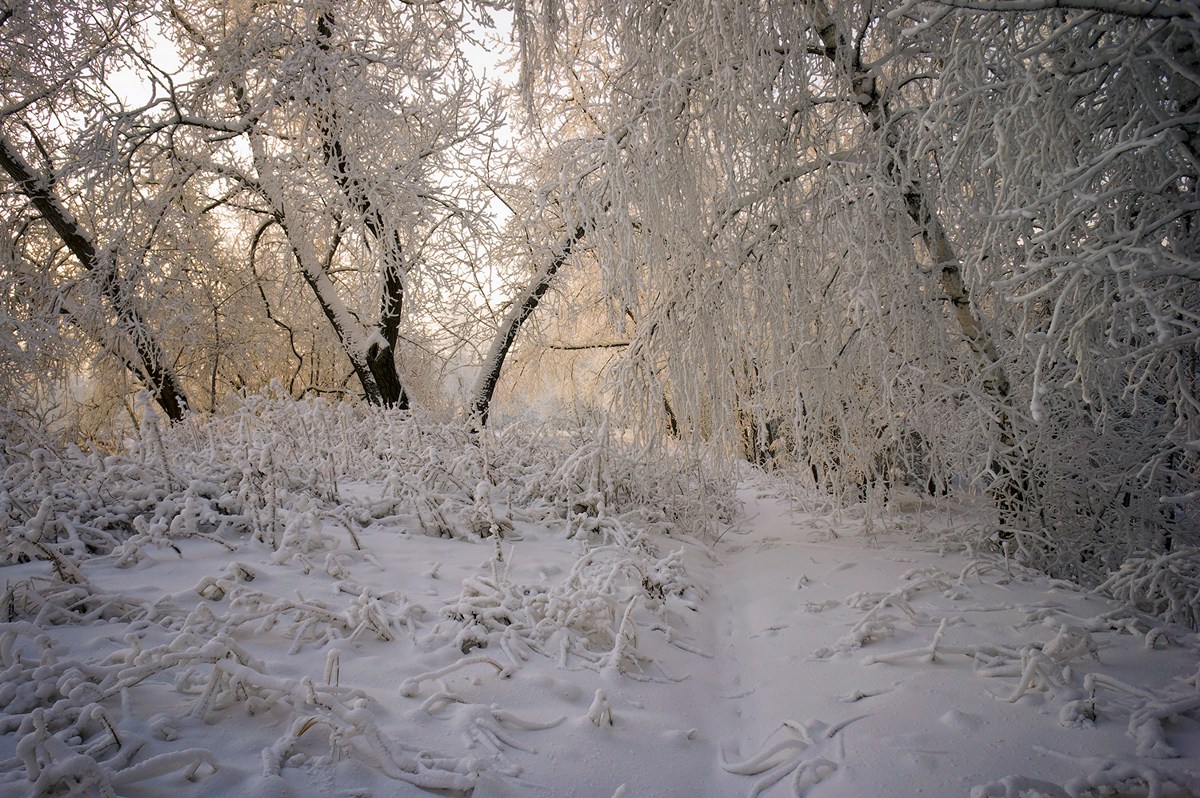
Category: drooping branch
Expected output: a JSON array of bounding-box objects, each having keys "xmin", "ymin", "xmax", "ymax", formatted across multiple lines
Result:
[
  {"xmin": 913, "ymin": 0, "xmax": 1196, "ymax": 19},
  {"xmin": 543, "ymin": 340, "xmax": 630, "ymax": 351},
  {"xmin": 470, "ymin": 225, "xmax": 587, "ymax": 427},
  {"xmin": 807, "ymin": 0, "xmax": 1026, "ymax": 518},
  {"xmin": 0, "ymin": 132, "xmax": 189, "ymax": 421}
]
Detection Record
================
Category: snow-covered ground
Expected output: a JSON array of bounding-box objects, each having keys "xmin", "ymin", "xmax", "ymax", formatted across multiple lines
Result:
[{"xmin": 2, "ymin": 409, "xmax": 1198, "ymax": 798}]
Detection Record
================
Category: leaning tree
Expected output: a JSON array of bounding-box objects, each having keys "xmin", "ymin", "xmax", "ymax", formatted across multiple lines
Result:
[{"xmin": 1, "ymin": 0, "xmax": 192, "ymax": 422}]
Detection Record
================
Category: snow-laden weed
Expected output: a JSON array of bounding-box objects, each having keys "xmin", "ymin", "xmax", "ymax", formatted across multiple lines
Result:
[
  {"xmin": 971, "ymin": 765, "xmax": 1200, "ymax": 798},
  {"xmin": 1, "ymin": 395, "xmax": 726, "ymax": 794},
  {"xmin": 4, "ymin": 395, "xmax": 729, "ymax": 569},
  {"xmin": 435, "ymin": 537, "xmax": 698, "ymax": 678},
  {"xmin": 817, "ymin": 556, "xmax": 1200, "ymax": 798},
  {"xmin": 1097, "ymin": 548, "xmax": 1200, "ymax": 631}
]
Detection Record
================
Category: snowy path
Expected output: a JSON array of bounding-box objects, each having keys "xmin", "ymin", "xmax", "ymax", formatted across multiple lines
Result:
[
  {"xmin": 675, "ymin": 481, "xmax": 1200, "ymax": 798},
  {"xmin": 479, "ymin": 477, "xmax": 1200, "ymax": 796},
  {"xmin": 2, "ymin": 474, "xmax": 1199, "ymax": 798}
]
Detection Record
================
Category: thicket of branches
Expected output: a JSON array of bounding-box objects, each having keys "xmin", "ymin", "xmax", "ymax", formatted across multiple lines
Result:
[
  {"xmin": 0, "ymin": 395, "xmax": 733, "ymax": 793},
  {"xmin": 2, "ymin": 0, "xmax": 1197, "ymax": 583},
  {"xmin": 518, "ymin": 0, "xmax": 1199, "ymax": 581}
]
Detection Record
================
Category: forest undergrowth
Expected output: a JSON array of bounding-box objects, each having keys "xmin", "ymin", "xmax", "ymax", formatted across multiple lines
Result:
[
  {"xmin": 0, "ymin": 396, "xmax": 1197, "ymax": 796},
  {"xmin": 0, "ymin": 396, "xmax": 734, "ymax": 794}
]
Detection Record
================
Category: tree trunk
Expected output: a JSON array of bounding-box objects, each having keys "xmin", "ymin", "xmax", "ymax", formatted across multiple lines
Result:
[
  {"xmin": 0, "ymin": 133, "xmax": 189, "ymax": 421},
  {"xmin": 315, "ymin": 11, "xmax": 408, "ymax": 410},
  {"xmin": 366, "ymin": 258, "xmax": 407, "ymax": 409},
  {"xmin": 255, "ymin": 203, "xmax": 381, "ymax": 404},
  {"xmin": 470, "ymin": 225, "xmax": 587, "ymax": 427}
]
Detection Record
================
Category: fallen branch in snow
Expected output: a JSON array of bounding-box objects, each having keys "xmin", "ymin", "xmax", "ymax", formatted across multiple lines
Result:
[
  {"xmin": 817, "ymin": 572, "xmax": 957, "ymax": 658},
  {"xmin": 1128, "ymin": 695, "xmax": 1200, "ymax": 759},
  {"xmin": 1001, "ymin": 648, "xmax": 1069, "ymax": 703},
  {"xmin": 9, "ymin": 698, "xmax": 219, "ymax": 797},
  {"xmin": 862, "ymin": 617, "xmax": 960, "ymax": 665},
  {"xmin": 721, "ymin": 717, "xmax": 863, "ymax": 798},
  {"xmin": 399, "ymin": 655, "xmax": 512, "ymax": 697}
]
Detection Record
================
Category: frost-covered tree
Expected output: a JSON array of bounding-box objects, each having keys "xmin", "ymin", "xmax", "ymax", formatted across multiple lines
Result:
[
  {"xmin": 157, "ymin": 0, "xmax": 504, "ymax": 408},
  {"xmin": 1, "ymin": 0, "xmax": 191, "ymax": 422},
  {"xmin": 919, "ymin": 2, "xmax": 1200, "ymax": 571},
  {"xmin": 518, "ymin": 0, "xmax": 1199, "ymax": 578}
]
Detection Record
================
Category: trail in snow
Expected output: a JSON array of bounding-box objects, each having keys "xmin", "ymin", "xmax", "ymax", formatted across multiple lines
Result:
[
  {"xmin": 2, "ymin": 471, "xmax": 1198, "ymax": 798},
  {"xmin": 471, "ymin": 475, "xmax": 1200, "ymax": 796},
  {"xmin": 685, "ymin": 479, "xmax": 1200, "ymax": 798}
]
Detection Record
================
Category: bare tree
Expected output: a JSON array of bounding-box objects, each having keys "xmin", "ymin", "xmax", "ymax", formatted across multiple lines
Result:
[{"xmin": 1, "ymin": 1, "xmax": 191, "ymax": 421}]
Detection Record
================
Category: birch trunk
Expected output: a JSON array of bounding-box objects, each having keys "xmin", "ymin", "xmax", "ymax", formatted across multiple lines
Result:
[{"xmin": 809, "ymin": 0, "xmax": 1031, "ymax": 527}]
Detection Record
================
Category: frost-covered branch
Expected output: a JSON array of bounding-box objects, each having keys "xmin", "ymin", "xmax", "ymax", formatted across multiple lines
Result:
[
  {"xmin": 0, "ymin": 133, "xmax": 189, "ymax": 421},
  {"xmin": 911, "ymin": 0, "xmax": 1197, "ymax": 18}
]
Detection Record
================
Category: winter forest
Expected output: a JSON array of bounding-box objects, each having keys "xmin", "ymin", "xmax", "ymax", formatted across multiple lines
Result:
[{"xmin": 2, "ymin": 0, "xmax": 1199, "ymax": 796}]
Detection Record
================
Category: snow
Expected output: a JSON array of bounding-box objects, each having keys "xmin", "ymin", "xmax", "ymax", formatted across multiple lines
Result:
[{"xmin": 2, "ymin": 410, "xmax": 1199, "ymax": 798}]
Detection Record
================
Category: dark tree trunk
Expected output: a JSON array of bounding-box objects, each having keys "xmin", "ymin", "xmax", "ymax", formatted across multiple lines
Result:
[
  {"xmin": 0, "ymin": 134, "xmax": 189, "ymax": 421},
  {"xmin": 471, "ymin": 226, "xmax": 587, "ymax": 427},
  {"xmin": 367, "ymin": 257, "xmax": 408, "ymax": 409},
  {"xmin": 315, "ymin": 11, "xmax": 408, "ymax": 410}
]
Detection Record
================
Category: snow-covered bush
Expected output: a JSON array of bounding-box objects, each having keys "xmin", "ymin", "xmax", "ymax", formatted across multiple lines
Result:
[
  {"xmin": 0, "ymin": 393, "xmax": 728, "ymax": 791},
  {"xmin": 1, "ymin": 394, "xmax": 731, "ymax": 575},
  {"xmin": 437, "ymin": 539, "xmax": 698, "ymax": 676},
  {"xmin": 1097, "ymin": 548, "xmax": 1200, "ymax": 631}
]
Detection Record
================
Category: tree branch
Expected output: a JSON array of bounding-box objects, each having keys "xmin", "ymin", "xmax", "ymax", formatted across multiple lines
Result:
[
  {"xmin": 915, "ymin": 0, "xmax": 1195, "ymax": 19},
  {"xmin": 0, "ymin": 132, "xmax": 189, "ymax": 420}
]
